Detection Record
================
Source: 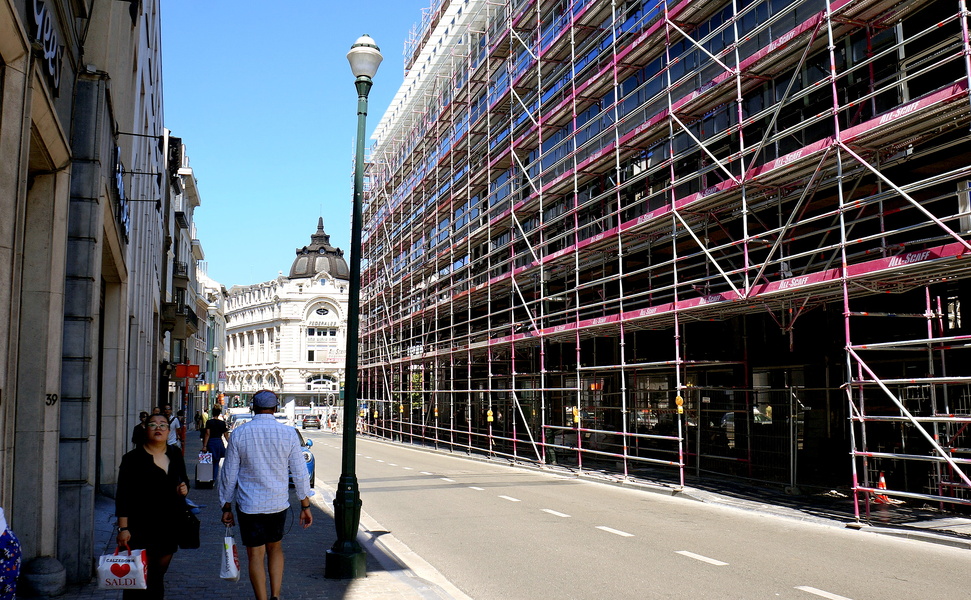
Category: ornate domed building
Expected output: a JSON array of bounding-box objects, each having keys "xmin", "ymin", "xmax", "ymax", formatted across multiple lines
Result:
[
  {"xmin": 289, "ymin": 219, "xmax": 350, "ymax": 280},
  {"xmin": 224, "ymin": 219, "xmax": 349, "ymax": 411}
]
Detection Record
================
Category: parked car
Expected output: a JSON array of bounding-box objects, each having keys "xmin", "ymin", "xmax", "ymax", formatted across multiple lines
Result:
[
  {"xmin": 289, "ymin": 429, "xmax": 315, "ymax": 488},
  {"xmin": 227, "ymin": 413, "xmax": 253, "ymax": 435},
  {"xmin": 721, "ymin": 411, "xmax": 772, "ymax": 448},
  {"xmin": 301, "ymin": 414, "xmax": 321, "ymax": 429}
]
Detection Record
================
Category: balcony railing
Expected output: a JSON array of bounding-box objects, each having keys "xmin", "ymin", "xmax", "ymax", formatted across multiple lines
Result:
[
  {"xmin": 173, "ymin": 261, "xmax": 189, "ymax": 281},
  {"xmin": 161, "ymin": 301, "xmax": 199, "ymax": 338}
]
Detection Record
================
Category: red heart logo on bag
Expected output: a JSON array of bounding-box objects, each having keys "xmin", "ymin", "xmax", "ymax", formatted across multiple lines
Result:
[{"xmin": 110, "ymin": 563, "xmax": 131, "ymax": 578}]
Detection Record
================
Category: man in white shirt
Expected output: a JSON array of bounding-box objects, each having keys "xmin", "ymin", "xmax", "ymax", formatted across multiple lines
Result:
[
  {"xmin": 163, "ymin": 403, "xmax": 181, "ymax": 448},
  {"xmin": 220, "ymin": 390, "xmax": 313, "ymax": 600}
]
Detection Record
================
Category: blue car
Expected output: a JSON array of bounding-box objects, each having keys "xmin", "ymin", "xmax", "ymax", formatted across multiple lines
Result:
[{"xmin": 290, "ymin": 429, "xmax": 315, "ymax": 488}]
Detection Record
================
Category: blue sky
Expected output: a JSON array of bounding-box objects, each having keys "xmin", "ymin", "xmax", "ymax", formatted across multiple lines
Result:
[{"xmin": 161, "ymin": 0, "xmax": 432, "ymax": 288}]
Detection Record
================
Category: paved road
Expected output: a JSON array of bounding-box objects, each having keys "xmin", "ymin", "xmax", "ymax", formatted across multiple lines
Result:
[{"xmin": 306, "ymin": 430, "xmax": 968, "ymax": 600}]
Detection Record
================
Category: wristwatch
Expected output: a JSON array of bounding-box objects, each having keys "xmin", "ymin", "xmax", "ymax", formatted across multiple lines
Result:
[{"xmin": 118, "ymin": 527, "xmax": 129, "ymax": 532}]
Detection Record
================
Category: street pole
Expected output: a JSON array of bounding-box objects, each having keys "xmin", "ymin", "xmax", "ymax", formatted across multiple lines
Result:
[{"xmin": 326, "ymin": 34, "xmax": 382, "ymax": 580}]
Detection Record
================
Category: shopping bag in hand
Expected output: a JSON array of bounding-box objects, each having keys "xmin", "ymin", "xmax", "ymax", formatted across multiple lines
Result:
[
  {"xmin": 97, "ymin": 545, "xmax": 148, "ymax": 589},
  {"xmin": 220, "ymin": 525, "xmax": 240, "ymax": 581}
]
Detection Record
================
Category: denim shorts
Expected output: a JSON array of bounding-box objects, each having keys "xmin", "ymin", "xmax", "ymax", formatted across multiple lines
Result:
[{"xmin": 237, "ymin": 509, "xmax": 287, "ymax": 547}]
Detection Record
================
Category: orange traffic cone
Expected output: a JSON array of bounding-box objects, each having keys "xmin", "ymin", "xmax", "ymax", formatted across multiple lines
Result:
[{"xmin": 873, "ymin": 471, "xmax": 890, "ymax": 504}]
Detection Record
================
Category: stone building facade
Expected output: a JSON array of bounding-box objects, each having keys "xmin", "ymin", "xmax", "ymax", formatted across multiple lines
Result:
[
  {"xmin": 225, "ymin": 220, "xmax": 349, "ymax": 410},
  {"xmin": 0, "ymin": 0, "xmax": 211, "ymax": 587}
]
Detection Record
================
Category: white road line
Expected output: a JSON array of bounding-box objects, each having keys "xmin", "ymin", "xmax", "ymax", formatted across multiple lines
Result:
[
  {"xmin": 541, "ymin": 509, "xmax": 570, "ymax": 518},
  {"xmin": 596, "ymin": 526, "xmax": 634, "ymax": 537},
  {"xmin": 675, "ymin": 551, "xmax": 727, "ymax": 566},
  {"xmin": 389, "ymin": 463, "xmax": 398, "ymax": 466},
  {"xmin": 440, "ymin": 477, "xmax": 455, "ymax": 482},
  {"xmin": 365, "ymin": 456, "xmax": 372, "ymax": 459},
  {"xmin": 498, "ymin": 495, "xmax": 521, "ymax": 502},
  {"xmin": 795, "ymin": 586, "xmax": 853, "ymax": 600},
  {"xmin": 403, "ymin": 467, "xmax": 413, "ymax": 470},
  {"xmin": 376, "ymin": 459, "xmax": 385, "ymax": 463},
  {"xmin": 420, "ymin": 471, "xmax": 433, "ymax": 475},
  {"xmin": 469, "ymin": 487, "xmax": 484, "ymax": 491}
]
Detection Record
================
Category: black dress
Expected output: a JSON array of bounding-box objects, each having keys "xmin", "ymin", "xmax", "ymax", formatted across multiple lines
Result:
[
  {"xmin": 115, "ymin": 445, "xmax": 189, "ymax": 555},
  {"xmin": 131, "ymin": 423, "xmax": 147, "ymax": 446}
]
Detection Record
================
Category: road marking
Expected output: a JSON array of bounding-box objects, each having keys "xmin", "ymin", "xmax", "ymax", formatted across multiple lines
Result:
[
  {"xmin": 469, "ymin": 487, "xmax": 484, "ymax": 491},
  {"xmin": 542, "ymin": 509, "xmax": 570, "ymax": 518},
  {"xmin": 420, "ymin": 471, "xmax": 434, "ymax": 475},
  {"xmin": 403, "ymin": 467, "xmax": 413, "ymax": 470},
  {"xmin": 498, "ymin": 495, "xmax": 521, "ymax": 502},
  {"xmin": 376, "ymin": 459, "xmax": 385, "ymax": 463},
  {"xmin": 795, "ymin": 586, "xmax": 853, "ymax": 600},
  {"xmin": 597, "ymin": 526, "xmax": 634, "ymax": 537},
  {"xmin": 440, "ymin": 477, "xmax": 455, "ymax": 482},
  {"xmin": 365, "ymin": 456, "xmax": 372, "ymax": 459},
  {"xmin": 675, "ymin": 551, "xmax": 727, "ymax": 566},
  {"xmin": 389, "ymin": 463, "xmax": 398, "ymax": 466}
]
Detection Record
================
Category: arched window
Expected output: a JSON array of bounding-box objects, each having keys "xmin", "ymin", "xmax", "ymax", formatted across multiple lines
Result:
[{"xmin": 306, "ymin": 375, "xmax": 337, "ymax": 391}]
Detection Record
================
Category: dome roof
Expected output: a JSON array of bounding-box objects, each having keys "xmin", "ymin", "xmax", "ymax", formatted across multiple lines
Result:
[{"xmin": 289, "ymin": 218, "xmax": 349, "ymax": 280}]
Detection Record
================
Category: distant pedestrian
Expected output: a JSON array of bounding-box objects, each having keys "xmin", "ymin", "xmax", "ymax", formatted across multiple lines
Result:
[
  {"xmin": 176, "ymin": 410, "xmax": 188, "ymax": 455},
  {"xmin": 194, "ymin": 411, "xmax": 202, "ymax": 431},
  {"xmin": 0, "ymin": 506, "xmax": 22, "ymax": 600},
  {"xmin": 116, "ymin": 414, "xmax": 190, "ymax": 599},
  {"xmin": 220, "ymin": 390, "xmax": 313, "ymax": 600},
  {"xmin": 200, "ymin": 408, "xmax": 210, "ymax": 440},
  {"xmin": 131, "ymin": 411, "xmax": 149, "ymax": 447},
  {"xmin": 202, "ymin": 407, "xmax": 230, "ymax": 483},
  {"xmin": 163, "ymin": 404, "xmax": 181, "ymax": 450}
]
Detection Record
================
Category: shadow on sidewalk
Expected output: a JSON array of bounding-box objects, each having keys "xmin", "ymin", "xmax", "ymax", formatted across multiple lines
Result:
[{"xmin": 61, "ymin": 434, "xmax": 421, "ymax": 599}]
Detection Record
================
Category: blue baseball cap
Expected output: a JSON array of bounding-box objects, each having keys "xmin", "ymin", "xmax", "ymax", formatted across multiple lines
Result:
[{"xmin": 253, "ymin": 390, "xmax": 278, "ymax": 408}]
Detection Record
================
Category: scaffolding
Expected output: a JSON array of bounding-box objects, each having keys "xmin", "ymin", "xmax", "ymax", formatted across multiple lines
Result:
[{"xmin": 360, "ymin": 0, "xmax": 971, "ymax": 515}]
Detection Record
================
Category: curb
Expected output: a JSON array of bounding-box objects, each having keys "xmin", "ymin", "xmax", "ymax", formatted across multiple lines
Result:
[{"xmin": 312, "ymin": 475, "xmax": 473, "ymax": 600}]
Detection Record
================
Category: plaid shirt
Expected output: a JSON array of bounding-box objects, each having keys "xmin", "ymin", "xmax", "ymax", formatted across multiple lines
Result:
[{"xmin": 219, "ymin": 414, "xmax": 314, "ymax": 513}]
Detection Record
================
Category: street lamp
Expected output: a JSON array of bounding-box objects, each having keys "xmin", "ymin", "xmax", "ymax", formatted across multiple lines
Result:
[{"xmin": 325, "ymin": 34, "xmax": 382, "ymax": 580}]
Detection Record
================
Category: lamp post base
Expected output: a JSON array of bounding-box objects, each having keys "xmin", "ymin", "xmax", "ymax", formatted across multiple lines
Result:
[
  {"xmin": 325, "ymin": 475, "xmax": 366, "ymax": 579},
  {"xmin": 325, "ymin": 548, "xmax": 367, "ymax": 579}
]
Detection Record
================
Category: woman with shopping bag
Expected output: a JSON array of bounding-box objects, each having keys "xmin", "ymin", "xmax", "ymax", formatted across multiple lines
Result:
[{"xmin": 115, "ymin": 413, "xmax": 191, "ymax": 598}]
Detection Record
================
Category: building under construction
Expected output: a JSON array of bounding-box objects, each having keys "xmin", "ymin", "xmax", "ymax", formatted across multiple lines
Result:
[{"xmin": 359, "ymin": 0, "xmax": 971, "ymax": 519}]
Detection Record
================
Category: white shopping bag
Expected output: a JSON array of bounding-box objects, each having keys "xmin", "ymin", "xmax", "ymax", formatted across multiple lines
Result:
[
  {"xmin": 220, "ymin": 525, "xmax": 240, "ymax": 581},
  {"xmin": 97, "ymin": 545, "xmax": 148, "ymax": 589}
]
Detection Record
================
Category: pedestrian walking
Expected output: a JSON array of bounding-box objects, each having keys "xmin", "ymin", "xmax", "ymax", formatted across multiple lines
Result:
[
  {"xmin": 163, "ymin": 404, "xmax": 181, "ymax": 449},
  {"xmin": 115, "ymin": 413, "xmax": 190, "ymax": 599},
  {"xmin": 131, "ymin": 411, "xmax": 149, "ymax": 447},
  {"xmin": 202, "ymin": 407, "xmax": 230, "ymax": 483},
  {"xmin": 176, "ymin": 410, "xmax": 188, "ymax": 455},
  {"xmin": 219, "ymin": 390, "xmax": 313, "ymax": 600}
]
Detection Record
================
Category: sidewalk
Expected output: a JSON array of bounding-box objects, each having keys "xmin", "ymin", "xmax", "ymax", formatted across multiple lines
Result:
[{"xmin": 59, "ymin": 433, "xmax": 461, "ymax": 600}]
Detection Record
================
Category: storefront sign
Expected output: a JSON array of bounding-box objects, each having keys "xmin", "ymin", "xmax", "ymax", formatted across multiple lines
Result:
[{"xmin": 32, "ymin": 0, "xmax": 64, "ymax": 92}]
